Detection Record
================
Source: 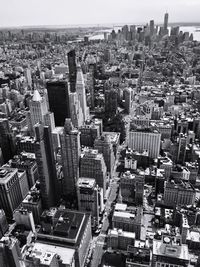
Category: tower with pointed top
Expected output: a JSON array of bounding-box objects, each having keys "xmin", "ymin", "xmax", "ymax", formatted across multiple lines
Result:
[{"xmin": 29, "ymin": 89, "xmax": 48, "ymax": 127}]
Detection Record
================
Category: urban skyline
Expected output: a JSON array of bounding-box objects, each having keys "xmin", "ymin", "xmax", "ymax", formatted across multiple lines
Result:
[{"xmin": 1, "ymin": 0, "xmax": 200, "ymax": 28}]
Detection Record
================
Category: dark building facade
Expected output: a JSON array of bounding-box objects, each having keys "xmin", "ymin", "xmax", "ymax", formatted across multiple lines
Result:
[
  {"xmin": 34, "ymin": 124, "xmax": 58, "ymax": 209},
  {"xmin": 68, "ymin": 49, "xmax": 77, "ymax": 93},
  {"xmin": 46, "ymin": 79, "xmax": 70, "ymax": 126}
]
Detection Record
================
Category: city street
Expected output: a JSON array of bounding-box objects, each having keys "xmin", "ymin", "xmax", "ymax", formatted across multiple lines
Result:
[{"xmin": 90, "ymin": 157, "xmax": 119, "ymax": 267}]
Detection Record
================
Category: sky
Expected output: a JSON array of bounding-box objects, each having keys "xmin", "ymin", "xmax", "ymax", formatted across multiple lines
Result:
[{"xmin": 0, "ymin": 0, "xmax": 200, "ymax": 27}]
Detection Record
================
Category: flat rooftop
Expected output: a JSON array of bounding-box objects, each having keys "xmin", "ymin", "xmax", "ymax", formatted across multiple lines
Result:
[
  {"xmin": 0, "ymin": 167, "xmax": 17, "ymax": 184},
  {"xmin": 78, "ymin": 178, "xmax": 96, "ymax": 189},
  {"xmin": 28, "ymin": 242, "xmax": 75, "ymax": 265}
]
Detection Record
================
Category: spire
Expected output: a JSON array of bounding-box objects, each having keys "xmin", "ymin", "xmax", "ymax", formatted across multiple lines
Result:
[{"xmin": 32, "ymin": 89, "xmax": 42, "ymax": 102}]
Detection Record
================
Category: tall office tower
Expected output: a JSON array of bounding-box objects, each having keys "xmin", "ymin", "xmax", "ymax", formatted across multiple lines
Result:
[
  {"xmin": 34, "ymin": 124, "xmax": 58, "ymax": 209},
  {"xmin": 80, "ymin": 148, "xmax": 107, "ymax": 196},
  {"xmin": 150, "ymin": 20, "xmax": 155, "ymax": 36},
  {"xmin": 130, "ymin": 25, "xmax": 136, "ymax": 42},
  {"xmin": 29, "ymin": 89, "xmax": 48, "ymax": 128},
  {"xmin": 76, "ymin": 64, "xmax": 89, "ymax": 121},
  {"xmin": 0, "ymin": 118, "xmax": 15, "ymax": 163},
  {"xmin": 94, "ymin": 135, "xmax": 115, "ymax": 176},
  {"xmin": 59, "ymin": 119, "xmax": 80, "ymax": 202},
  {"xmin": 68, "ymin": 49, "xmax": 77, "ymax": 93},
  {"xmin": 0, "ymin": 237, "xmax": 22, "ymax": 267},
  {"xmin": 120, "ymin": 171, "xmax": 144, "ymax": 205},
  {"xmin": 122, "ymin": 25, "xmax": 129, "ymax": 40},
  {"xmin": 46, "ymin": 79, "xmax": 70, "ymax": 126},
  {"xmin": 69, "ymin": 91, "xmax": 84, "ymax": 128},
  {"xmin": 77, "ymin": 178, "xmax": 100, "ymax": 227},
  {"xmin": 105, "ymin": 89, "xmax": 118, "ymax": 116},
  {"xmin": 0, "ymin": 167, "xmax": 23, "ymax": 218},
  {"xmin": 88, "ymin": 64, "xmax": 95, "ymax": 110},
  {"xmin": 164, "ymin": 12, "xmax": 169, "ymax": 33}
]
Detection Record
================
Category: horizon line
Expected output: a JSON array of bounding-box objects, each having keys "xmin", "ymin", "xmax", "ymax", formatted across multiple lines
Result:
[{"xmin": 0, "ymin": 21, "xmax": 200, "ymax": 30}]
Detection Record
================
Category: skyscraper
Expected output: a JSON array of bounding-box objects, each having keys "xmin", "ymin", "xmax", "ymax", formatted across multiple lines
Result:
[
  {"xmin": 80, "ymin": 148, "xmax": 107, "ymax": 196},
  {"xmin": 150, "ymin": 20, "xmax": 155, "ymax": 36},
  {"xmin": 88, "ymin": 64, "xmax": 95, "ymax": 110},
  {"xmin": 0, "ymin": 167, "xmax": 23, "ymax": 218},
  {"xmin": 29, "ymin": 89, "xmax": 48, "ymax": 127},
  {"xmin": 46, "ymin": 79, "xmax": 70, "ymax": 126},
  {"xmin": 0, "ymin": 118, "xmax": 15, "ymax": 163},
  {"xmin": 34, "ymin": 124, "xmax": 58, "ymax": 209},
  {"xmin": 59, "ymin": 119, "xmax": 80, "ymax": 202},
  {"xmin": 68, "ymin": 49, "xmax": 77, "ymax": 93},
  {"xmin": 164, "ymin": 12, "xmax": 169, "ymax": 33}
]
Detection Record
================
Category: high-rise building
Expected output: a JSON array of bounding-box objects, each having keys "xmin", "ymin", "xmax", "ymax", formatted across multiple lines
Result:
[
  {"xmin": 34, "ymin": 124, "xmax": 58, "ymax": 209},
  {"xmin": 150, "ymin": 20, "xmax": 155, "ymax": 36},
  {"xmin": 76, "ymin": 64, "xmax": 89, "ymax": 121},
  {"xmin": 80, "ymin": 148, "xmax": 107, "ymax": 196},
  {"xmin": 68, "ymin": 49, "xmax": 77, "ymax": 93},
  {"xmin": 69, "ymin": 91, "xmax": 84, "ymax": 128},
  {"xmin": 88, "ymin": 64, "xmax": 95, "ymax": 110},
  {"xmin": 163, "ymin": 12, "xmax": 169, "ymax": 34},
  {"xmin": 94, "ymin": 135, "xmax": 115, "ymax": 176},
  {"xmin": 77, "ymin": 178, "xmax": 100, "ymax": 227},
  {"xmin": 0, "ymin": 167, "xmax": 23, "ymax": 217},
  {"xmin": 0, "ymin": 118, "xmax": 15, "ymax": 163},
  {"xmin": 59, "ymin": 119, "xmax": 80, "ymax": 201},
  {"xmin": 29, "ymin": 89, "xmax": 48, "ymax": 128},
  {"xmin": 105, "ymin": 88, "xmax": 118, "ymax": 116},
  {"xmin": 46, "ymin": 79, "xmax": 70, "ymax": 126}
]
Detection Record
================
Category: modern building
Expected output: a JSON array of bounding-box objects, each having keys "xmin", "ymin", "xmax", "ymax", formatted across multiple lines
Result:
[
  {"xmin": 77, "ymin": 178, "xmax": 100, "ymax": 227},
  {"xmin": 59, "ymin": 119, "xmax": 80, "ymax": 201},
  {"xmin": 39, "ymin": 208, "xmax": 92, "ymax": 267},
  {"xmin": 120, "ymin": 171, "xmax": 144, "ymax": 205},
  {"xmin": 0, "ymin": 167, "xmax": 23, "ymax": 217},
  {"xmin": 34, "ymin": 124, "xmax": 58, "ymax": 209},
  {"xmin": 152, "ymin": 235, "xmax": 189, "ymax": 267},
  {"xmin": 80, "ymin": 148, "xmax": 107, "ymax": 196},
  {"xmin": 46, "ymin": 79, "xmax": 70, "ymax": 126}
]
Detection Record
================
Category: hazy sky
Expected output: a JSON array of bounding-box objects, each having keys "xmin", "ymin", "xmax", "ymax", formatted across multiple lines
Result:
[{"xmin": 1, "ymin": 0, "xmax": 200, "ymax": 27}]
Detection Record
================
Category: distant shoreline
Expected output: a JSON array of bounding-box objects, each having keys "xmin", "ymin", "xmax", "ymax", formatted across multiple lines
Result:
[{"xmin": 1, "ymin": 22, "xmax": 200, "ymax": 31}]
